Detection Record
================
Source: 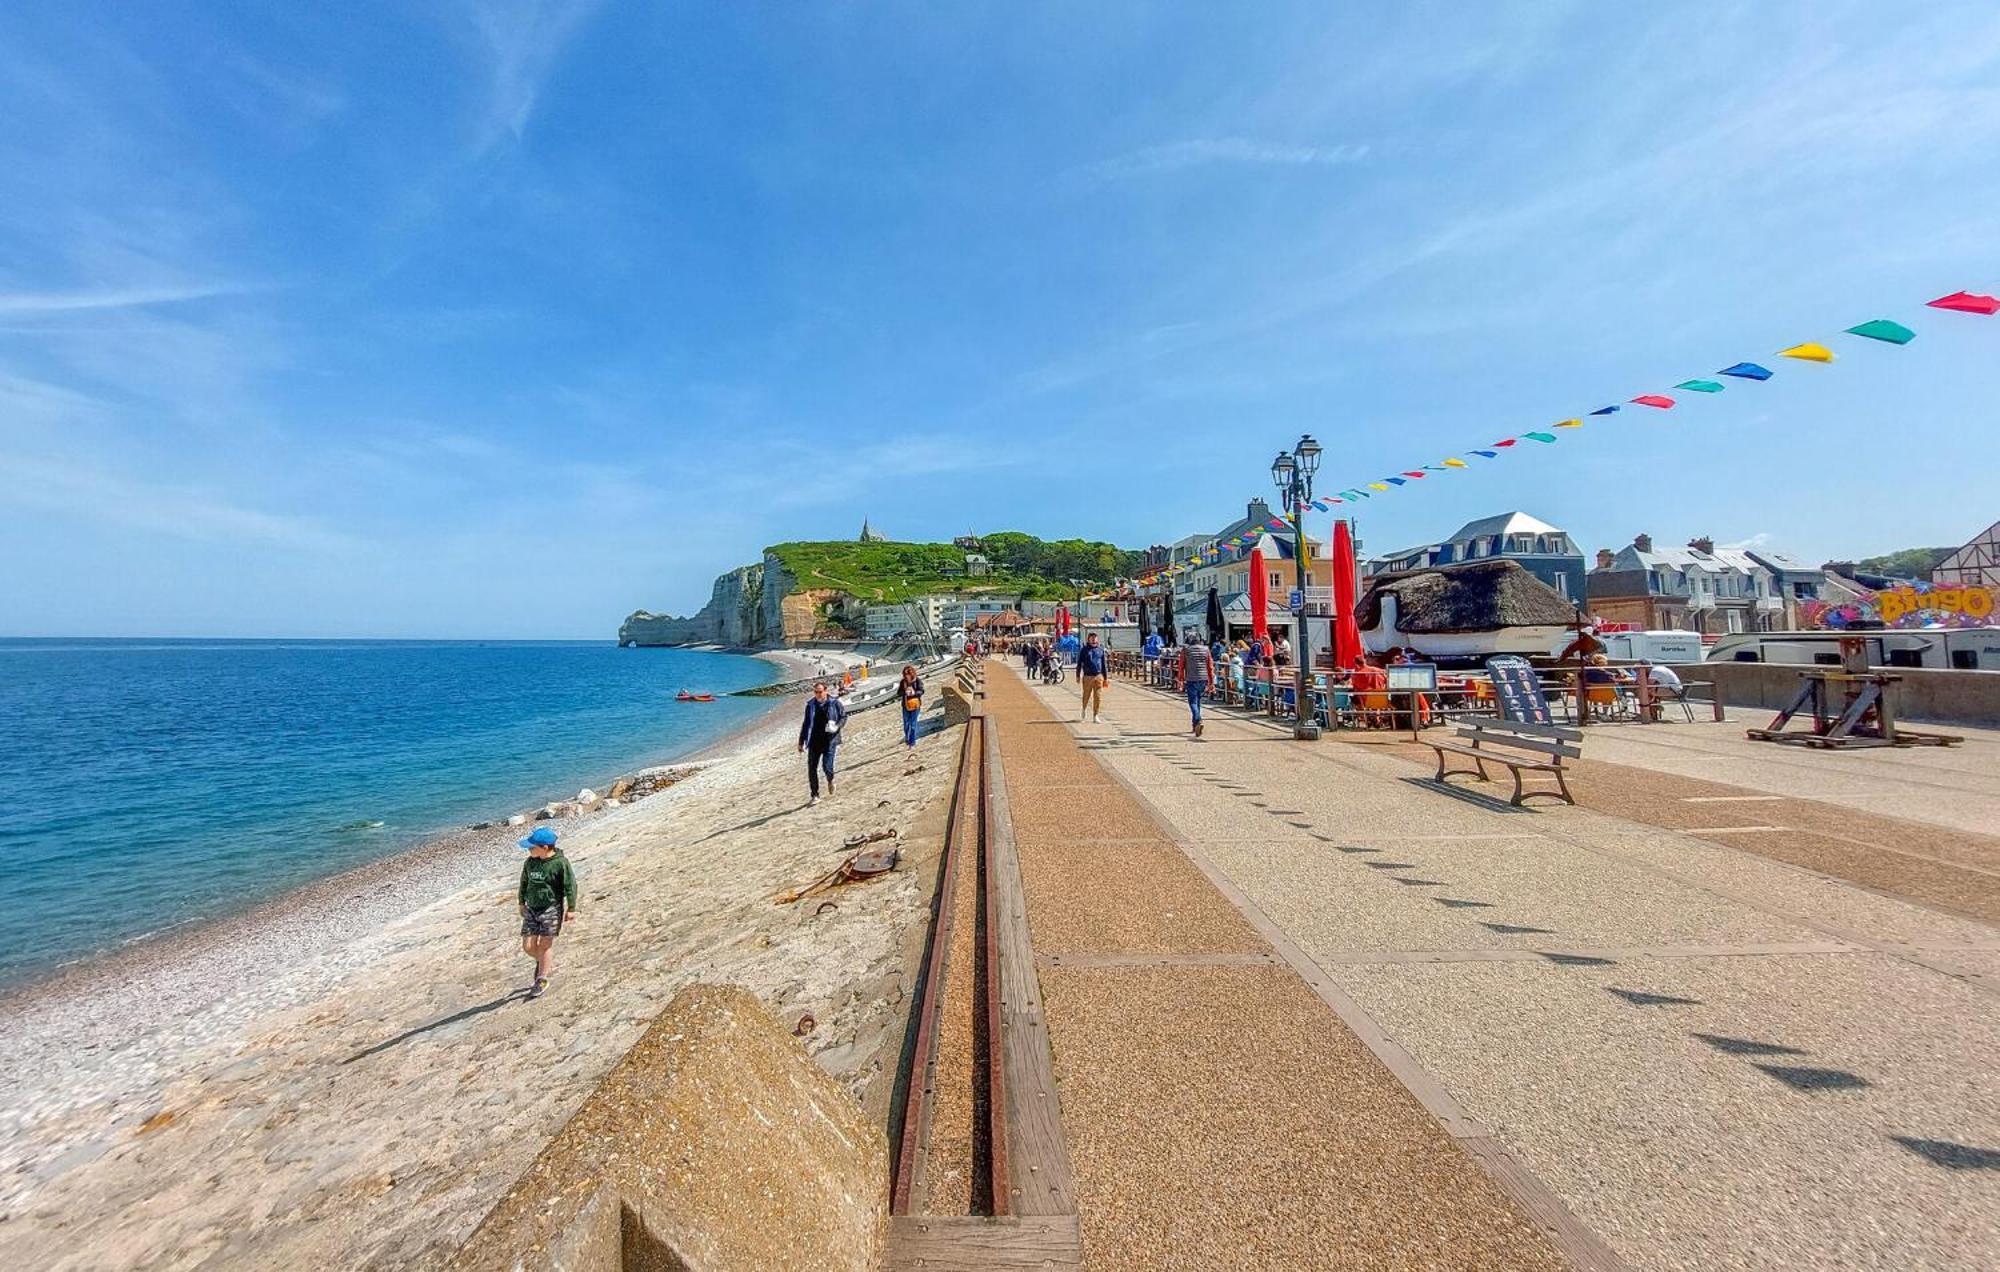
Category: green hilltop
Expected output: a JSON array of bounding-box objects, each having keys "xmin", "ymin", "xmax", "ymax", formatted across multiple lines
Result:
[{"xmin": 767, "ymin": 533, "xmax": 1146, "ymax": 604}]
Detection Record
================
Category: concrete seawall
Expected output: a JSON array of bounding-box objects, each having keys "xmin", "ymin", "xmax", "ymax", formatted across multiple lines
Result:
[{"xmin": 1671, "ymin": 661, "xmax": 2000, "ymax": 728}]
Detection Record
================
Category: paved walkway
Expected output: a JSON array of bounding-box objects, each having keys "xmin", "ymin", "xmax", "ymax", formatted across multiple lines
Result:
[{"xmin": 1003, "ymin": 664, "xmax": 2000, "ymax": 1271}]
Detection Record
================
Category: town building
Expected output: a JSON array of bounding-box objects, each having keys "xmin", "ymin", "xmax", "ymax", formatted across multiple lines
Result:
[
  {"xmin": 858, "ymin": 518, "xmax": 888, "ymax": 543},
  {"xmin": 1934, "ymin": 519, "xmax": 2000, "ymax": 587},
  {"xmin": 941, "ymin": 596, "xmax": 1017, "ymax": 631},
  {"xmin": 1587, "ymin": 535, "xmax": 1784, "ymax": 635},
  {"xmin": 864, "ymin": 596, "xmax": 948, "ymax": 640},
  {"xmin": 1741, "ymin": 547, "xmax": 1825, "ymax": 628},
  {"xmin": 1366, "ymin": 511, "xmax": 1586, "ymax": 602},
  {"xmin": 964, "ymin": 552, "xmax": 993, "ymax": 577}
]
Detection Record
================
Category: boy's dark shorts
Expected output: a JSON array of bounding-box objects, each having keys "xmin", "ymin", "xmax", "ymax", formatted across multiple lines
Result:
[{"xmin": 521, "ymin": 905, "xmax": 564, "ymax": 937}]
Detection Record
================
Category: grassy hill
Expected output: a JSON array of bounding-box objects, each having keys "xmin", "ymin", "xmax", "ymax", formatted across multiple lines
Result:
[{"xmin": 766, "ymin": 534, "xmax": 1140, "ymax": 604}]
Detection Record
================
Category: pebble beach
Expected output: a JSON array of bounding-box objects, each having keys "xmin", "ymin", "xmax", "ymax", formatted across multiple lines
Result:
[{"xmin": 0, "ymin": 653, "xmax": 955, "ymax": 1269}]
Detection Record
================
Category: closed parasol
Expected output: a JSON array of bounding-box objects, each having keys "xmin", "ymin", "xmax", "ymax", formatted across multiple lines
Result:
[
  {"xmin": 1332, "ymin": 519, "xmax": 1363, "ymax": 671},
  {"xmin": 1161, "ymin": 590, "xmax": 1177, "ymax": 646},
  {"xmin": 1248, "ymin": 548, "xmax": 1270, "ymax": 642},
  {"xmin": 1205, "ymin": 587, "xmax": 1225, "ymax": 648}
]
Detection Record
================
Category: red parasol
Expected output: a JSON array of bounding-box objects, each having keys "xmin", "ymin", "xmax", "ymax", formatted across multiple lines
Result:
[
  {"xmin": 1249, "ymin": 548, "xmax": 1270, "ymax": 641},
  {"xmin": 1332, "ymin": 519, "xmax": 1363, "ymax": 671},
  {"xmin": 1056, "ymin": 605, "xmax": 1070, "ymax": 637}
]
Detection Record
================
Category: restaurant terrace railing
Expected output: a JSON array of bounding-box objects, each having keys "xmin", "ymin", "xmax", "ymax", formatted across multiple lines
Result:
[{"xmin": 1094, "ymin": 647, "xmax": 1720, "ymax": 733}]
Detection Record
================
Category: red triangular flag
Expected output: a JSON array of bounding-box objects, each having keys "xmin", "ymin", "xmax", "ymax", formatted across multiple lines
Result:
[
  {"xmin": 1928, "ymin": 290, "xmax": 2000, "ymax": 315},
  {"xmin": 1401, "ymin": 471, "xmax": 1427, "ymax": 478},
  {"xmin": 1631, "ymin": 394, "xmax": 1675, "ymax": 409},
  {"xmin": 1492, "ymin": 438, "xmax": 1517, "ymax": 447}
]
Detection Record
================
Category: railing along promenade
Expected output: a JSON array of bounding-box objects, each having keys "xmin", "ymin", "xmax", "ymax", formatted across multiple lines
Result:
[{"xmin": 1088, "ymin": 648, "xmax": 1719, "ymax": 732}]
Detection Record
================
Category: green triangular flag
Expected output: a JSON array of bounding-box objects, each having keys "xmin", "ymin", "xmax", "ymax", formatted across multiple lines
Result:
[
  {"xmin": 1675, "ymin": 379, "xmax": 1725, "ymax": 393},
  {"xmin": 1523, "ymin": 431, "xmax": 1557, "ymax": 443},
  {"xmin": 1845, "ymin": 319, "xmax": 1915, "ymax": 345}
]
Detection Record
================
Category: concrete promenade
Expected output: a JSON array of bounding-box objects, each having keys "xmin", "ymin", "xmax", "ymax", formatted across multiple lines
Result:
[{"xmin": 995, "ymin": 661, "xmax": 2000, "ymax": 1270}]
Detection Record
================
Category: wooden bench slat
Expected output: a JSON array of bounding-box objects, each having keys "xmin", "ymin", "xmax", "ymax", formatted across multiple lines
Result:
[
  {"xmin": 1466, "ymin": 718, "xmax": 1582, "ymax": 742},
  {"xmin": 1454, "ymin": 729, "xmax": 1581, "ymax": 760},
  {"xmin": 1429, "ymin": 741, "xmax": 1560, "ymax": 771}
]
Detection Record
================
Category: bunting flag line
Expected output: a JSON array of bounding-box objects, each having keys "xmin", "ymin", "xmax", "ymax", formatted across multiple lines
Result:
[
  {"xmin": 1127, "ymin": 284, "xmax": 1986, "ymax": 590},
  {"xmin": 1126, "ymin": 286, "xmax": 1993, "ymax": 578}
]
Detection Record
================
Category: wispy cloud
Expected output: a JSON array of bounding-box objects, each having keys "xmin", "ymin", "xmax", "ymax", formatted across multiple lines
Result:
[
  {"xmin": 0, "ymin": 452, "xmax": 362, "ymax": 554},
  {"xmin": 1089, "ymin": 137, "xmax": 1369, "ymax": 180},
  {"xmin": 0, "ymin": 283, "xmax": 248, "ymax": 316},
  {"xmin": 457, "ymin": 0, "xmax": 606, "ymax": 151}
]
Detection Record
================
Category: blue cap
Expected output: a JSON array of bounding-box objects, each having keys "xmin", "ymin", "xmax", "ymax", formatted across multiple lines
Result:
[{"xmin": 518, "ymin": 826, "xmax": 558, "ymax": 849}]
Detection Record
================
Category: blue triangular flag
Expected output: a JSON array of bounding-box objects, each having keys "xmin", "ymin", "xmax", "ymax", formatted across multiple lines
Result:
[
  {"xmin": 1720, "ymin": 362, "xmax": 1772, "ymax": 381},
  {"xmin": 1470, "ymin": 449, "xmax": 1498, "ymax": 458},
  {"xmin": 1383, "ymin": 477, "xmax": 1406, "ymax": 486},
  {"xmin": 1589, "ymin": 405, "xmax": 1620, "ymax": 415}
]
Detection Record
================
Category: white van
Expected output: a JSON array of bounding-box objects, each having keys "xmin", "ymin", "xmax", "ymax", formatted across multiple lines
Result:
[{"xmin": 1594, "ymin": 630, "xmax": 1706, "ymax": 664}]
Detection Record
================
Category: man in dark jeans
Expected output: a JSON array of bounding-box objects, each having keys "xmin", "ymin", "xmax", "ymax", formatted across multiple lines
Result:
[
  {"xmin": 1076, "ymin": 630, "xmax": 1109, "ymax": 722},
  {"xmin": 1178, "ymin": 627, "xmax": 1213, "ymax": 738},
  {"xmin": 798, "ymin": 681, "xmax": 847, "ymax": 806}
]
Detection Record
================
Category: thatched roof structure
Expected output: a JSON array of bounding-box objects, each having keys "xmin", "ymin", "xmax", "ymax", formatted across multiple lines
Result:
[{"xmin": 1356, "ymin": 559, "xmax": 1576, "ymax": 633}]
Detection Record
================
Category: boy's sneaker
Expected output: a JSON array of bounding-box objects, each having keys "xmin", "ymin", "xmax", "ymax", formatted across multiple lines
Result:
[
  {"xmin": 809, "ymin": 795, "xmax": 820, "ymax": 807},
  {"xmin": 528, "ymin": 977, "xmax": 549, "ymax": 1000}
]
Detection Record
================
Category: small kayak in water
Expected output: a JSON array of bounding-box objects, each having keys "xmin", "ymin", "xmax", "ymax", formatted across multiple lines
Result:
[{"xmin": 675, "ymin": 691, "xmax": 717, "ymax": 702}]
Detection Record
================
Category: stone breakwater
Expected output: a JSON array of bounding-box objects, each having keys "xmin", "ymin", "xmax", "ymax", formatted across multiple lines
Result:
[{"xmin": 0, "ymin": 691, "xmax": 959, "ymax": 1270}]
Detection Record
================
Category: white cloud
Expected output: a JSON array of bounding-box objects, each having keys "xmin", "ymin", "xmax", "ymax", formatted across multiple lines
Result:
[
  {"xmin": 0, "ymin": 284, "xmax": 247, "ymax": 316},
  {"xmin": 457, "ymin": 0, "xmax": 606, "ymax": 150},
  {"xmin": 0, "ymin": 452, "xmax": 361, "ymax": 554},
  {"xmin": 1089, "ymin": 137, "xmax": 1369, "ymax": 179}
]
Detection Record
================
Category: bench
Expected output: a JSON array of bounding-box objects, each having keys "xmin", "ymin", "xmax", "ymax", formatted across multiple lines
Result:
[{"xmin": 1424, "ymin": 718, "xmax": 1582, "ymax": 806}]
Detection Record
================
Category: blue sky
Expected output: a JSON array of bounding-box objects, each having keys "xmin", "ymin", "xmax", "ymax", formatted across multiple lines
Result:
[{"xmin": 4, "ymin": 2, "xmax": 1998, "ymax": 638}]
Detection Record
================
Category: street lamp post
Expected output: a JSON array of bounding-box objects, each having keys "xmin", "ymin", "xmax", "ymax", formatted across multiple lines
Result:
[{"xmin": 1272, "ymin": 435, "xmax": 1323, "ymax": 740}]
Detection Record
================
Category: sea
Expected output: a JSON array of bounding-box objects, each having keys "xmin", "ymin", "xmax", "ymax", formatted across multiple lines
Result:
[{"xmin": 0, "ymin": 639, "xmax": 784, "ymax": 989}]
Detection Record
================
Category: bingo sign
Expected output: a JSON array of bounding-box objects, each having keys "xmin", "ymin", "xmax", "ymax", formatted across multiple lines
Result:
[{"xmin": 1485, "ymin": 655, "xmax": 1553, "ymax": 724}]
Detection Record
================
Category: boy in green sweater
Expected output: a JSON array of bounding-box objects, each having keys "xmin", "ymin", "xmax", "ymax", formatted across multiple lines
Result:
[{"xmin": 516, "ymin": 827, "xmax": 578, "ymax": 999}]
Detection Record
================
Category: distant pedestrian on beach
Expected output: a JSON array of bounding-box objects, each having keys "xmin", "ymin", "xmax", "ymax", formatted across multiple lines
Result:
[
  {"xmin": 1178, "ymin": 627, "xmax": 1213, "ymax": 738},
  {"xmin": 517, "ymin": 826, "xmax": 577, "ymax": 1000},
  {"xmin": 1024, "ymin": 643, "xmax": 1041, "ymax": 678},
  {"xmin": 1076, "ymin": 631, "xmax": 1109, "ymax": 722},
  {"xmin": 898, "ymin": 664, "xmax": 925, "ymax": 748},
  {"xmin": 799, "ymin": 681, "xmax": 846, "ymax": 805}
]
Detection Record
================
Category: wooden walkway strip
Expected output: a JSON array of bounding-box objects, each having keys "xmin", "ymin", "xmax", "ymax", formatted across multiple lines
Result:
[
  {"xmin": 884, "ymin": 1215, "xmax": 1082, "ymax": 1270},
  {"xmin": 985, "ymin": 714, "xmax": 1082, "ymax": 1220},
  {"xmin": 889, "ymin": 718, "xmax": 981, "ymax": 1215}
]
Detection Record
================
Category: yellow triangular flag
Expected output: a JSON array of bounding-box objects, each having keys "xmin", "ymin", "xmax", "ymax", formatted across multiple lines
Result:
[
  {"xmin": 1554, "ymin": 418, "xmax": 1583, "ymax": 428},
  {"xmin": 1780, "ymin": 342, "xmax": 1835, "ymax": 363},
  {"xmin": 1368, "ymin": 482, "xmax": 1390, "ymax": 491},
  {"xmin": 1443, "ymin": 457, "xmax": 1468, "ymax": 467}
]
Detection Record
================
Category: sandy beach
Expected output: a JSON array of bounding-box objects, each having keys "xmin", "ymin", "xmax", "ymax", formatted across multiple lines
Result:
[{"xmin": 0, "ymin": 653, "xmax": 955, "ymax": 1269}]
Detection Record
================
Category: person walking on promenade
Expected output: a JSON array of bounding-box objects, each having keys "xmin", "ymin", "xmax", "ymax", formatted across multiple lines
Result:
[
  {"xmin": 1142, "ymin": 628, "xmax": 1162, "ymax": 685},
  {"xmin": 1024, "ymin": 642, "xmax": 1041, "ymax": 680},
  {"xmin": 1178, "ymin": 627, "xmax": 1213, "ymax": 738},
  {"xmin": 898, "ymin": 664, "xmax": 925, "ymax": 748},
  {"xmin": 1076, "ymin": 630, "xmax": 1109, "ymax": 722},
  {"xmin": 799, "ymin": 681, "xmax": 846, "ymax": 805},
  {"xmin": 517, "ymin": 827, "xmax": 577, "ymax": 1000}
]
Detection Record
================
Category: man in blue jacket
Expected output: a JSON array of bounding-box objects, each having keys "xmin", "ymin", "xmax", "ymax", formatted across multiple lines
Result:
[
  {"xmin": 798, "ymin": 681, "xmax": 847, "ymax": 805},
  {"xmin": 1076, "ymin": 631, "xmax": 1110, "ymax": 722}
]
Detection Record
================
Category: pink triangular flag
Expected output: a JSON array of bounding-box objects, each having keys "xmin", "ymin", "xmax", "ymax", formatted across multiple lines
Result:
[
  {"xmin": 1928, "ymin": 290, "xmax": 2000, "ymax": 315},
  {"xmin": 1631, "ymin": 394, "xmax": 1675, "ymax": 409}
]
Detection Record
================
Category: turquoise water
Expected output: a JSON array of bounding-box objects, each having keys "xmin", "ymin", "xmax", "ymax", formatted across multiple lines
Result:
[{"xmin": 0, "ymin": 640, "xmax": 781, "ymax": 987}]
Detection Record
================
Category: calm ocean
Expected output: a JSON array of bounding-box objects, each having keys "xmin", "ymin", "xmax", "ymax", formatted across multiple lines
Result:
[{"xmin": 0, "ymin": 639, "xmax": 783, "ymax": 988}]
